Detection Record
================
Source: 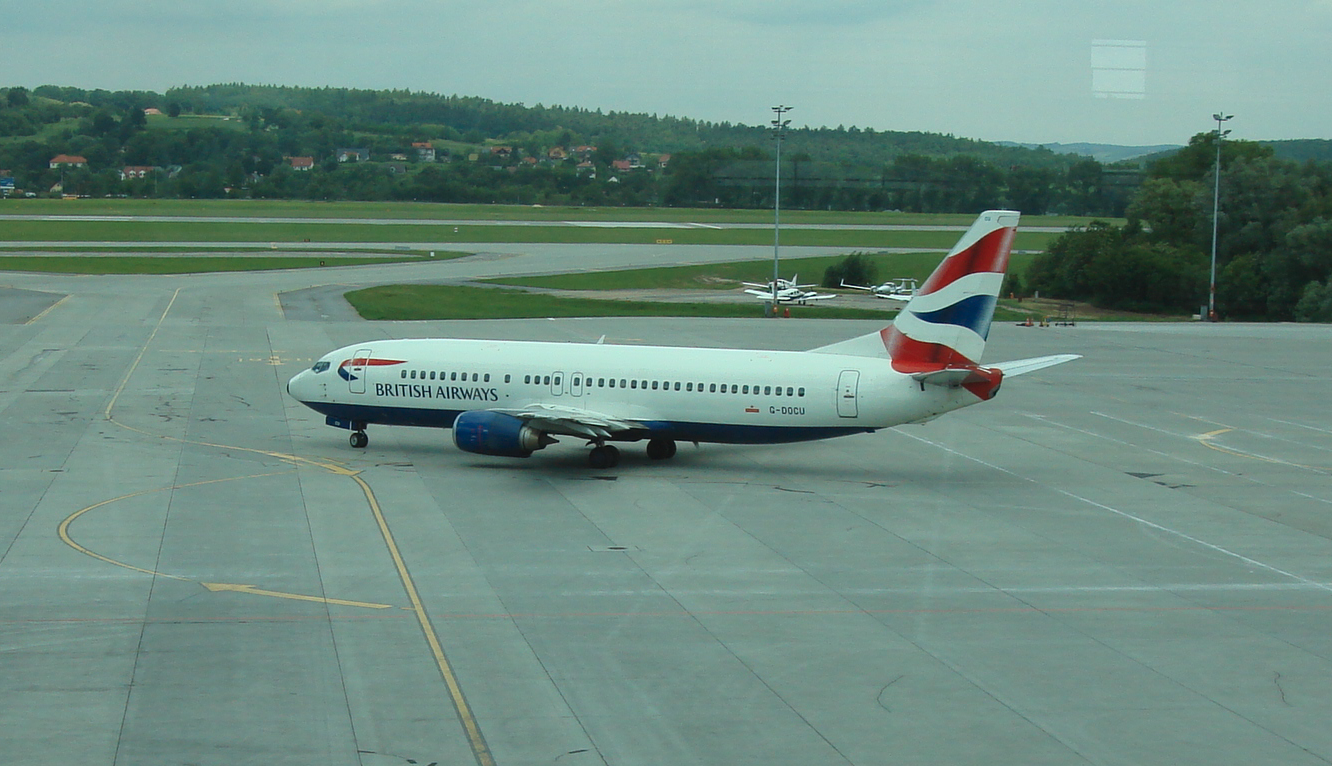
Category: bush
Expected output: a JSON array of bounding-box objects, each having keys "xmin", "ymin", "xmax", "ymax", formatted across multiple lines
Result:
[{"xmin": 822, "ymin": 252, "xmax": 878, "ymax": 288}]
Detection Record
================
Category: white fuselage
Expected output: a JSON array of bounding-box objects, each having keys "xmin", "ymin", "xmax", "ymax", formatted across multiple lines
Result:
[{"xmin": 287, "ymin": 338, "xmax": 984, "ymax": 445}]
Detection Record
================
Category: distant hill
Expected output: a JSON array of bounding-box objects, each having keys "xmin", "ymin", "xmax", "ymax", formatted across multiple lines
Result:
[
  {"xmin": 1264, "ymin": 139, "xmax": 1332, "ymax": 163},
  {"xmin": 998, "ymin": 141, "xmax": 1182, "ymax": 164}
]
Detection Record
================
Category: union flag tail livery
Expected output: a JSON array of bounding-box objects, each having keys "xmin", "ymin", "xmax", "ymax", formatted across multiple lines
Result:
[
  {"xmin": 288, "ymin": 210, "xmax": 1079, "ymax": 469},
  {"xmin": 885, "ymin": 210, "xmax": 1018, "ymax": 373}
]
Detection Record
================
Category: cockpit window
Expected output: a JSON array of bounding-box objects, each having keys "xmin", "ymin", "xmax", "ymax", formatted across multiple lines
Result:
[{"xmin": 312, "ymin": 361, "xmax": 331, "ymax": 373}]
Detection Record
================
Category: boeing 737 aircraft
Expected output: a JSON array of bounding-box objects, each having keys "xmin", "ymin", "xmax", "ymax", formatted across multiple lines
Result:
[{"xmin": 287, "ymin": 210, "xmax": 1077, "ymax": 468}]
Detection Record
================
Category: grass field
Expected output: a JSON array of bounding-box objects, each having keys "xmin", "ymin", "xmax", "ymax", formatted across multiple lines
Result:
[
  {"xmin": 0, "ymin": 218, "xmax": 1059, "ymax": 251},
  {"xmin": 0, "ymin": 197, "xmax": 1112, "ymax": 228},
  {"xmin": 484, "ymin": 251, "xmax": 1038, "ymax": 291},
  {"xmin": 0, "ymin": 254, "xmax": 432, "ymax": 275},
  {"xmin": 347, "ymin": 284, "xmax": 900, "ymax": 321}
]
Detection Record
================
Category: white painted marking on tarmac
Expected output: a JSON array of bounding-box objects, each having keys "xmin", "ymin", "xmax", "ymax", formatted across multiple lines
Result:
[{"xmin": 898, "ymin": 431, "xmax": 1332, "ymax": 597}]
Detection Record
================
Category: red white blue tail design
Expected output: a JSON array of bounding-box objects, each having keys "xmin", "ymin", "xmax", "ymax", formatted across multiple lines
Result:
[{"xmin": 881, "ymin": 210, "xmax": 1018, "ymax": 372}]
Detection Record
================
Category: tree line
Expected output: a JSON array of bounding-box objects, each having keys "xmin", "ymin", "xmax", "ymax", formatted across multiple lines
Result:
[
  {"xmin": 1024, "ymin": 133, "xmax": 1332, "ymax": 321},
  {"xmin": 2, "ymin": 84, "xmax": 1135, "ymax": 215}
]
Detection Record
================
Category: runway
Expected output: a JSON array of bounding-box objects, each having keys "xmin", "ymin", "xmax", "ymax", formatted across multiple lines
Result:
[{"xmin": 2, "ymin": 253, "xmax": 1332, "ymax": 766}]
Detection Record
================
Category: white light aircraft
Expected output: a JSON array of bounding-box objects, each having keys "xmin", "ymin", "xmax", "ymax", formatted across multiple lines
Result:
[
  {"xmin": 287, "ymin": 210, "xmax": 1077, "ymax": 468},
  {"xmin": 841, "ymin": 277, "xmax": 919, "ymax": 301},
  {"xmin": 741, "ymin": 275, "xmax": 836, "ymax": 304}
]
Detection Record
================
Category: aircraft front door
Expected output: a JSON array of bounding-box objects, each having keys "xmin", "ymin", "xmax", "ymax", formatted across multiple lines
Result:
[
  {"xmin": 837, "ymin": 369, "xmax": 860, "ymax": 418},
  {"xmin": 348, "ymin": 348, "xmax": 372, "ymax": 395}
]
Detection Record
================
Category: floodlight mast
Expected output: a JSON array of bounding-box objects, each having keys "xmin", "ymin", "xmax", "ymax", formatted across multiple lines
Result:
[
  {"xmin": 1208, "ymin": 112, "xmax": 1232, "ymax": 322},
  {"xmin": 770, "ymin": 105, "xmax": 793, "ymax": 307}
]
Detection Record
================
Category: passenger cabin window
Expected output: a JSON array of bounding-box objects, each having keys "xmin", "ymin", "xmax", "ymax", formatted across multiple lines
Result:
[
  {"xmin": 401, "ymin": 370, "xmax": 407, "ymax": 379},
  {"xmin": 674, "ymin": 382, "xmax": 681, "ymax": 391},
  {"xmin": 709, "ymin": 383, "xmax": 716, "ymax": 393},
  {"xmin": 630, "ymin": 380, "xmax": 638, "ymax": 389},
  {"xmin": 504, "ymin": 374, "xmax": 511, "ymax": 383}
]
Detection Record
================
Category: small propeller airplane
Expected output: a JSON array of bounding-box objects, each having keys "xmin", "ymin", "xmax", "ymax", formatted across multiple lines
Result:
[
  {"xmin": 288, "ymin": 210, "xmax": 1078, "ymax": 469},
  {"xmin": 841, "ymin": 277, "xmax": 919, "ymax": 301},
  {"xmin": 741, "ymin": 275, "xmax": 836, "ymax": 304}
]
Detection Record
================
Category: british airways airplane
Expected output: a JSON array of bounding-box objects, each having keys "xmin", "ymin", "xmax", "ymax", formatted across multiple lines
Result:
[{"xmin": 287, "ymin": 210, "xmax": 1077, "ymax": 468}]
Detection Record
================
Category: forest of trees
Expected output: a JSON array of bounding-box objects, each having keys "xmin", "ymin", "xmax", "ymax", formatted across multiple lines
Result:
[
  {"xmin": 1024, "ymin": 133, "xmax": 1332, "ymax": 321},
  {"xmin": 0, "ymin": 83, "xmax": 1136, "ymax": 215}
]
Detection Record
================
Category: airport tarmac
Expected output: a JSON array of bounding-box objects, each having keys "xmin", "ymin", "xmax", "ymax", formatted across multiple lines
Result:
[{"xmin": 2, "ymin": 252, "xmax": 1332, "ymax": 766}]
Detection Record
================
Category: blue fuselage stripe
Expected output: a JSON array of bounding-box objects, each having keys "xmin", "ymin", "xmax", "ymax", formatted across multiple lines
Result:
[{"xmin": 299, "ymin": 401, "xmax": 874, "ymax": 445}]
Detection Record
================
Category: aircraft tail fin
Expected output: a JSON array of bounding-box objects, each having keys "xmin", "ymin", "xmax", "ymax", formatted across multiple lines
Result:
[
  {"xmin": 811, "ymin": 210, "xmax": 1020, "ymax": 365},
  {"xmin": 884, "ymin": 209, "xmax": 1018, "ymax": 371}
]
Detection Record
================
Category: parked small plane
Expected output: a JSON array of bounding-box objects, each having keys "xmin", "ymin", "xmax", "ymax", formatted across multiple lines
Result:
[
  {"xmin": 287, "ymin": 210, "xmax": 1077, "ymax": 468},
  {"xmin": 841, "ymin": 277, "xmax": 919, "ymax": 301},
  {"xmin": 741, "ymin": 275, "xmax": 836, "ymax": 304}
]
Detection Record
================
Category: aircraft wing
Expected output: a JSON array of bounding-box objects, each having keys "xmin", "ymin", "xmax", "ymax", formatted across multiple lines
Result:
[
  {"xmin": 745, "ymin": 289, "xmax": 779, "ymax": 298},
  {"xmin": 741, "ymin": 282, "xmax": 773, "ymax": 290},
  {"xmin": 799, "ymin": 293, "xmax": 837, "ymax": 301},
  {"xmin": 840, "ymin": 280, "xmax": 873, "ymax": 291},
  {"xmin": 490, "ymin": 403, "xmax": 641, "ymax": 440},
  {"xmin": 991, "ymin": 354, "xmax": 1082, "ymax": 377}
]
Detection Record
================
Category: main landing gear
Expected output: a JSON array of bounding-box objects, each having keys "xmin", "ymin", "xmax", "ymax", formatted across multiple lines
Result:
[
  {"xmin": 350, "ymin": 429, "xmax": 368, "ymax": 449},
  {"xmin": 587, "ymin": 437, "xmax": 678, "ymax": 468},
  {"xmin": 588, "ymin": 444, "xmax": 620, "ymax": 469},
  {"xmin": 646, "ymin": 437, "xmax": 677, "ymax": 460}
]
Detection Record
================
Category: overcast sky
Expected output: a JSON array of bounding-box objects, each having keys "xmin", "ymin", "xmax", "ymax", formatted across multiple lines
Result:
[{"xmin": 4, "ymin": 0, "xmax": 1329, "ymax": 146}]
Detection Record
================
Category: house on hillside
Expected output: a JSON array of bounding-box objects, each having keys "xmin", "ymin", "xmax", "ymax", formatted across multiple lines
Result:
[
  {"xmin": 119, "ymin": 166, "xmax": 161, "ymax": 180},
  {"xmin": 287, "ymin": 156, "xmax": 315, "ymax": 171},
  {"xmin": 412, "ymin": 142, "xmax": 435, "ymax": 162},
  {"xmin": 336, "ymin": 148, "xmax": 369, "ymax": 163},
  {"xmin": 49, "ymin": 155, "xmax": 88, "ymax": 169},
  {"xmin": 611, "ymin": 159, "xmax": 634, "ymax": 172},
  {"xmin": 548, "ymin": 147, "xmax": 568, "ymax": 161},
  {"xmin": 657, "ymin": 154, "xmax": 672, "ymax": 168}
]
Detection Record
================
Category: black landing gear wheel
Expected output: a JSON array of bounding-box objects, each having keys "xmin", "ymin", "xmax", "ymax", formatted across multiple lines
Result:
[
  {"xmin": 646, "ymin": 438, "xmax": 677, "ymax": 460},
  {"xmin": 350, "ymin": 430, "xmax": 369, "ymax": 449},
  {"xmin": 588, "ymin": 444, "xmax": 620, "ymax": 469}
]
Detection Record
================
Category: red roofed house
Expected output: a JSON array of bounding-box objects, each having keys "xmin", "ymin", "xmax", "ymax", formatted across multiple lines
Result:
[
  {"xmin": 120, "ymin": 166, "xmax": 160, "ymax": 180},
  {"xmin": 612, "ymin": 160, "xmax": 634, "ymax": 172},
  {"xmin": 288, "ymin": 156, "xmax": 315, "ymax": 171},
  {"xmin": 49, "ymin": 155, "xmax": 88, "ymax": 169}
]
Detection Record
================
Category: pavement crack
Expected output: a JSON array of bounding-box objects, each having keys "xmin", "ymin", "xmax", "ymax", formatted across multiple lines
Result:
[
  {"xmin": 876, "ymin": 674, "xmax": 905, "ymax": 712},
  {"xmin": 1274, "ymin": 671, "xmax": 1291, "ymax": 706}
]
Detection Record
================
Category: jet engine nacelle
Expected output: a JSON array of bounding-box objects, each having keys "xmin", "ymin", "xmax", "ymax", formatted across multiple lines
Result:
[{"xmin": 452, "ymin": 410, "xmax": 555, "ymax": 457}]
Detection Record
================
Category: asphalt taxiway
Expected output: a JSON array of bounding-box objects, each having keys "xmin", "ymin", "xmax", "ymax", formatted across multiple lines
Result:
[{"xmin": 2, "ymin": 250, "xmax": 1332, "ymax": 766}]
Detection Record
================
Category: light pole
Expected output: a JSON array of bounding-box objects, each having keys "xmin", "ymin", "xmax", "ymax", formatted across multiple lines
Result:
[
  {"xmin": 770, "ymin": 105, "xmax": 792, "ymax": 308},
  {"xmin": 1208, "ymin": 112, "xmax": 1232, "ymax": 321}
]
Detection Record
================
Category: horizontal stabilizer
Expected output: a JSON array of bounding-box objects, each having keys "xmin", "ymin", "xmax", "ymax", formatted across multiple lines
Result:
[
  {"xmin": 911, "ymin": 367, "xmax": 989, "ymax": 388},
  {"xmin": 992, "ymin": 353, "xmax": 1082, "ymax": 377}
]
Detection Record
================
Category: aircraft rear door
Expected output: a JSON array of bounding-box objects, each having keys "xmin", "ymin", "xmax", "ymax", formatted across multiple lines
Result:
[
  {"xmin": 837, "ymin": 369, "xmax": 860, "ymax": 418},
  {"xmin": 349, "ymin": 348, "xmax": 372, "ymax": 394},
  {"xmin": 550, "ymin": 371, "xmax": 565, "ymax": 397}
]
